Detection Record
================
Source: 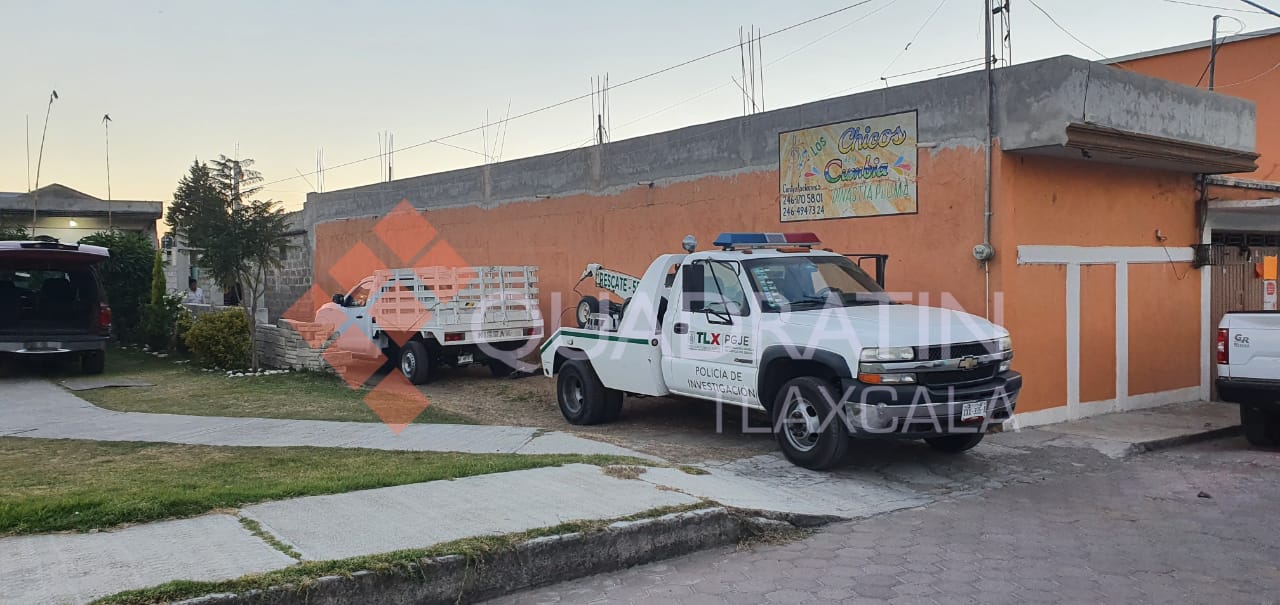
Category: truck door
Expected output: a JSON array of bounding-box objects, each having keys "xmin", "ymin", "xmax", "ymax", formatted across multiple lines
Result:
[
  {"xmin": 342, "ymin": 278, "xmax": 380, "ymax": 357},
  {"xmin": 664, "ymin": 260, "xmax": 760, "ymax": 407}
]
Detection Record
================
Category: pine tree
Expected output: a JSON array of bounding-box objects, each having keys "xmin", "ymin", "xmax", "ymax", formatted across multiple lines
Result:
[{"xmin": 149, "ymin": 250, "xmax": 166, "ymax": 305}]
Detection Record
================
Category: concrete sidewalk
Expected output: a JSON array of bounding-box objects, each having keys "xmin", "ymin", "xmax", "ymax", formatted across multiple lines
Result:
[
  {"xmin": 1026, "ymin": 400, "xmax": 1240, "ymax": 458},
  {"xmin": 0, "ymin": 388, "xmax": 1244, "ymax": 605},
  {"xmin": 0, "ymin": 378, "xmax": 650, "ymax": 459}
]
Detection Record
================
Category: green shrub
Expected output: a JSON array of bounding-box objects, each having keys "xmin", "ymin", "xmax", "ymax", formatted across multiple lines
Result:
[
  {"xmin": 174, "ymin": 309, "xmax": 195, "ymax": 354},
  {"xmin": 149, "ymin": 250, "xmax": 166, "ymax": 305},
  {"xmin": 140, "ymin": 293, "xmax": 191, "ymax": 352},
  {"xmin": 0, "ymin": 224, "xmax": 29, "ymax": 241},
  {"xmin": 79, "ymin": 230, "xmax": 156, "ymax": 343},
  {"xmin": 184, "ymin": 309, "xmax": 251, "ymax": 369}
]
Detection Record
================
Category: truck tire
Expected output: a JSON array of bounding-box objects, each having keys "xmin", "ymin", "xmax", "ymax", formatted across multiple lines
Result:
[
  {"xmin": 770, "ymin": 376, "xmax": 849, "ymax": 470},
  {"xmin": 575, "ymin": 296, "xmax": 599, "ymax": 328},
  {"xmin": 556, "ymin": 359, "xmax": 622, "ymax": 425},
  {"xmin": 924, "ymin": 433, "xmax": 985, "ymax": 453},
  {"xmin": 1241, "ymin": 404, "xmax": 1280, "ymax": 448},
  {"xmin": 400, "ymin": 341, "xmax": 432, "ymax": 385},
  {"xmin": 81, "ymin": 350, "xmax": 105, "ymax": 375}
]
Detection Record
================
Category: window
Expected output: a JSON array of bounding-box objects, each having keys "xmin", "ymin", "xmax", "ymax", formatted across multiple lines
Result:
[
  {"xmin": 347, "ymin": 280, "xmax": 373, "ymax": 307},
  {"xmin": 682, "ymin": 261, "xmax": 749, "ymax": 316},
  {"xmin": 744, "ymin": 255, "xmax": 888, "ymax": 312}
]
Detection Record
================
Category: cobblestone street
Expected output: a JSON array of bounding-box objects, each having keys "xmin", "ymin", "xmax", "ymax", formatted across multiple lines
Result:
[{"xmin": 489, "ymin": 437, "xmax": 1280, "ymax": 604}]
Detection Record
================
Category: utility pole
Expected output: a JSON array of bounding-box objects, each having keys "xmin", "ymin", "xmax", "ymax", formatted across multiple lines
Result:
[
  {"xmin": 31, "ymin": 90, "xmax": 58, "ymax": 238},
  {"xmin": 103, "ymin": 114, "xmax": 113, "ymax": 229},
  {"xmin": 1208, "ymin": 14, "xmax": 1218, "ymax": 89}
]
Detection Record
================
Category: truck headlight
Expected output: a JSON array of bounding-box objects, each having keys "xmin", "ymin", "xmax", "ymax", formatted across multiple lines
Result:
[
  {"xmin": 860, "ymin": 346, "xmax": 915, "ymax": 362},
  {"xmin": 998, "ymin": 336, "xmax": 1012, "ymax": 352}
]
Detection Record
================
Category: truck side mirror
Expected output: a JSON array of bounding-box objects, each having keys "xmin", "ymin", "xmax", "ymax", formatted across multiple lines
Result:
[{"xmin": 332, "ymin": 293, "xmax": 345, "ymax": 305}]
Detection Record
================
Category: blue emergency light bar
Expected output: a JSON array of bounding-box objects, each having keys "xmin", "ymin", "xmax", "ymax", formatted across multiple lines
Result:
[{"xmin": 713, "ymin": 232, "xmax": 822, "ymax": 250}]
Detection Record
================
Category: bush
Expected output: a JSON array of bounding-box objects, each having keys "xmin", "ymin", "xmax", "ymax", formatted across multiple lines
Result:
[
  {"xmin": 184, "ymin": 309, "xmax": 251, "ymax": 369},
  {"xmin": 0, "ymin": 224, "xmax": 29, "ymax": 241},
  {"xmin": 79, "ymin": 230, "xmax": 156, "ymax": 343},
  {"xmin": 140, "ymin": 293, "xmax": 192, "ymax": 352}
]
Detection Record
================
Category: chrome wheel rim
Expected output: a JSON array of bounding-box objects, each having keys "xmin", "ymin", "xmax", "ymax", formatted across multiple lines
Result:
[
  {"xmin": 783, "ymin": 397, "xmax": 822, "ymax": 452},
  {"xmin": 562, "ymin": 374, "xmax": 585, "ymax": 415},
  {"xmin": 577, "ymin": 301, "xmax": 591, "ymax": 326},
  {"xmin": 401, "ymin": 351, "xmax": 416, "ymax": 377}
]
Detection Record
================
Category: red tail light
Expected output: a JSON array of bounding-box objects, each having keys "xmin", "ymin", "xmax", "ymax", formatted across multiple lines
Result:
[
  {"xmin": 523, "ymin": 327, "xmax": 542, "ymax": 337},
  {"xmin": 444, "ymin": 332, "xmax": 465, "ymax": 342},
  {"xmin": 1217, "ymin": 328, "xmax": 1229, "ymax": 364},
  {"xmin": 98, "ymin": 304, "xmax": 113, "ymax": 337}
]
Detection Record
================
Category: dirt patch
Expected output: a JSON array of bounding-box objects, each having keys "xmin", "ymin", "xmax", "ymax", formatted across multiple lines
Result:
[
  {"xmin": 601, "ymin": 465, "xmax": 647, "ymax": 480},
  {"xmin": 416, "ymin": 368, "xmax": 777, "ymax": 463}
]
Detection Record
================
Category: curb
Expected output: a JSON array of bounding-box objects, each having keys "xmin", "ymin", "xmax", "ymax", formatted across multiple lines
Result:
[
  {"xmin": 1126, "ymin": 425, "xmax": 1242, "ymax": 456},
  {"xmin": 173, "ymin": 507, "xmax": 790, "ymax": 605}
]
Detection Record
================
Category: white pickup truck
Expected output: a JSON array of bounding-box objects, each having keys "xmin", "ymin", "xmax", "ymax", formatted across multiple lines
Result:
[
  {"xmin": 539, "ymin": 232, "xmax": 1022, "ymax": 469},
  {"xmin": 1216, "ymin": 312, "xmax": 1280, "ymax": 447},
  {"xmin": 319, "ymin": 265, "xmax": 543, "ymax": 383}
]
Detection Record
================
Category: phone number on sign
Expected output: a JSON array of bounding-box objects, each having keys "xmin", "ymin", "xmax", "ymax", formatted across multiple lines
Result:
[{"xmin": 781, "ymin": 192, "xmax": 825, "ymax": 219}]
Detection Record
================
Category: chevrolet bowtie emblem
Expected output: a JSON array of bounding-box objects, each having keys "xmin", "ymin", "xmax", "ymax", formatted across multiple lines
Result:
[{"xmin": 957, "ymin": 356, "xmax": 980, "ymax": 371}]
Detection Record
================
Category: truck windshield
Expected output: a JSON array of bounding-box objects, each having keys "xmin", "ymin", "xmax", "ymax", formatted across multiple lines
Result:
[{"xmin": 743, "ymin": 256, "xmax": 889, "ymax": 312}]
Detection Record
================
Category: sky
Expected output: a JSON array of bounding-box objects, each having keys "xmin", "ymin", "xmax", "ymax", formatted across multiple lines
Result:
[{"xmin": 2, "ymin": 0, "xmax": 1277, "ymax": 211}]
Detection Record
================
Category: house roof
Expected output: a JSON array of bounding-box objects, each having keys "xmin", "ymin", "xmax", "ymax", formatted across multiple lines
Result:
[
  {"xmin": 0, "ymin": 184, "xmax": 163, "ymax": 219},
  {"xmin": 1107, "ymin": 27, "xmax": 1280, "ymax": 64}
]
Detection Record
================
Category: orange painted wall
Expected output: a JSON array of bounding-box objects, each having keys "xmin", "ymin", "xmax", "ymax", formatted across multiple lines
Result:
[
  {"xmin": 1119, "ymin": 33, "xmax": 1280, "ymax": 182},
  {"xmin": 1080, "ymin": 264, "xmax": 1117, "ymax": 404},
  {"xmin": 1127, "ymin": 263, "xmax": 1202, "ymax": 396},
  {"xmin": 1003, "ymin": 265, "xmax": 1067, "ymax": 413},
  {"xmin": 995, "ymin": 153, "xmax": 1201, "ymax": 409},
  {"xmin": 312, "ymin": 146, "xmax": 994, "ymax": 327}
]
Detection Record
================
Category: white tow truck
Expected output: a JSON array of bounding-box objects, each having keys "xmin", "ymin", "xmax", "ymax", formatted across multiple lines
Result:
[
  {"xmin": 319, "ymin": 265, "xmax": 543, "ymax": 383},
  {"xmin": 539, "ymin": 232, "xmax": 1022, "ymax": 469}
]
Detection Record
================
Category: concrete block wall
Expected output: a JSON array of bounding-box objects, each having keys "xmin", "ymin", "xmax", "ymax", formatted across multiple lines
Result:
[
  {"xmin": 253, "ymin": 319, "xmax": 352, "ymax": 374},
  {"xmin": 263, "ymin": 211, "xmax": 313, "ymax": 322}
]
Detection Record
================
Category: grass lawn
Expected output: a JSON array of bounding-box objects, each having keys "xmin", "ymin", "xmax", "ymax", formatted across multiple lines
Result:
[
  {"xmin": 77, "ymin": 347, "xmax": 465, "ymax": 424},
  {"xmin": 0, "ymin": 437, "xmax": 644, "ymax": 535}
]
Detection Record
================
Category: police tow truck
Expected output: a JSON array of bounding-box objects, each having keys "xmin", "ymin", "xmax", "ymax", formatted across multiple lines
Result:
[{"xmin": 539, "ymin": 232, "xmax": 1022, "ymax": 469}]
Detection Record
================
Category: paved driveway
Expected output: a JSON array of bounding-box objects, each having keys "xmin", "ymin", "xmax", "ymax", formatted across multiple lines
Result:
[{"xmin": 488, "ymin": 437, "xmax": 1280, "ymax": 604}]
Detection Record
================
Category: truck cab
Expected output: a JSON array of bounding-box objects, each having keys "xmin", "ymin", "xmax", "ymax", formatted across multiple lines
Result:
[{"xmin": 540, "ymin": 232, "xmax": 1022, "ymax": 469}]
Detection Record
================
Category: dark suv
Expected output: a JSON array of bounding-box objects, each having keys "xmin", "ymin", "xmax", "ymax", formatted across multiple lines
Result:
[{"xmin": 0, "ymin": 239, "xmax": 112, "ymax": 374}]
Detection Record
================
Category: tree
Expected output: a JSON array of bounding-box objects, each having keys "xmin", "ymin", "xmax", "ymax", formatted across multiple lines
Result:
[
  {"xmin": 0, "ymin": 224, "xmax": 29, "ymax": 241},
  {"xmin": 167, "ymin": 157, "xmax": 291, "ymax": 369},
  {"xmin": 79, "ymin": 230, "xmax": 156, "ymax": 342},
  {"xmin": 149, "ymin": 250, "xmax": 166, "ymax": 305},
  {"xmin": 209, "ymin": 155, "xmax": 263, "ymax": 206}
]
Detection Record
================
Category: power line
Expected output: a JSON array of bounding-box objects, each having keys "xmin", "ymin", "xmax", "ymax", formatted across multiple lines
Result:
[
  {"xmin": 1158, "ymin": 0, "xmax": 1267, "ymax": 13},
  {"xmin": 1025, "ymin": 0, "xmax": 1112, "ymax": 60},
  {"xmin": 261, "ymin": 0, "xmax": 880, "ymax": 189},
  {"xmin": 880, "ymin": 0, "xmax": 950, "ymax": 77},
  {"xmin": 1215, "ymin": 58, "xmax": 1280, "ymax": 87}
]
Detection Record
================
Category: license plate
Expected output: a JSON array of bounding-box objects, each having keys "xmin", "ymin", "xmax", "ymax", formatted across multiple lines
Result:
[
  {"xmin": 482, "ymin": 329, "xmax": 521, "ymax": 340},
  {"xmin": 457, "ymin": 353, "xmax": 475, "ymax": 365},
  {"xmin": 961, "ymin": 401, "xmax": 987, "ymax": 421}
]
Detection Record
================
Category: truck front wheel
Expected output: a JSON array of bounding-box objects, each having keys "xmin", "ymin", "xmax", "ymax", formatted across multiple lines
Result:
[
  {"xmin": 1241, "ymin": 404, "xmax": 1280, "ymax": 448},
  {"xmin": 557, "ymin": 359, "xmax": 622, "ymax": 425},
  {"xmin": 400, "ymin": 341, "xmax": 433, "ymax": 385},
  {"xmin": 771, "ymin": 376, "xmax": 849, "ymax": 470}
]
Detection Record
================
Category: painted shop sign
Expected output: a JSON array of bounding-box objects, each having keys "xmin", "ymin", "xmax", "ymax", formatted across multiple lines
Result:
[{"xmin": 778, "ymin": 110, "xmax": 918, "ymax": 222}]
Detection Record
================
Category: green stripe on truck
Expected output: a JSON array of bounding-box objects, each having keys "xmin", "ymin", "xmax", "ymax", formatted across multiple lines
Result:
[{"xmin": 539, "ymin": 330, "xmax": 652, "ymax": 353}]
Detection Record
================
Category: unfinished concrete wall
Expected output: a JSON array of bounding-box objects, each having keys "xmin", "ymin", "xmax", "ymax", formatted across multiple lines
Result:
[{"xmin": 263, "ymin": 211, "xmax": 312, "ymax": 322}]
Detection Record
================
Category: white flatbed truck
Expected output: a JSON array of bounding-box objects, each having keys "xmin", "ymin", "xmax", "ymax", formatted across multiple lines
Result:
[
  {"xmin": 320, "ymin": 265, "xmax": 543, "ymax": 383},
  {"xmin": 539, "ymin": 232, "xmax": 1022, "ymax": 469}
]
